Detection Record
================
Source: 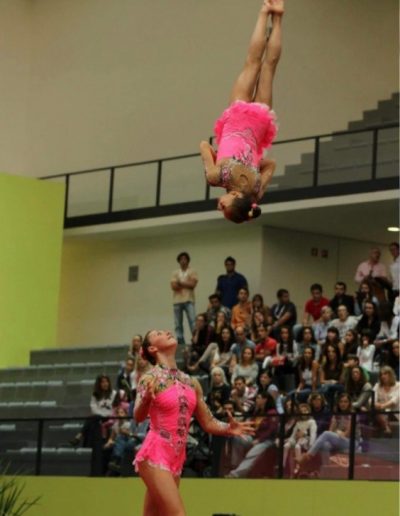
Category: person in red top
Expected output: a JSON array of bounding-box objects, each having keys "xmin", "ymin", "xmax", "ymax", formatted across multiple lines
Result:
[
  {"xmin": 255, "ymin": 324, "xmax": 277, "ymax": 364},
  {"xmin": 303, "ymin": 283, "xmax": 329, "ymax": 325}
]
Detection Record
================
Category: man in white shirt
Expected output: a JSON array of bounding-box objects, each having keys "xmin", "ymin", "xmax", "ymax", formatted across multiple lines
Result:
[
  {"xmin": 354, "ymin": 247, "xmax": 388, "ymax": 284},
  {"xmin": 331, "ymin": 305, "xmax": 358, "ymax": 342}
]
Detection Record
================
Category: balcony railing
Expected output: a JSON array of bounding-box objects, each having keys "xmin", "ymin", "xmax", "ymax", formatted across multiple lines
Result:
[{"xmin": 41, "ymin": 123, "xmax": 399, "ymax": 228}]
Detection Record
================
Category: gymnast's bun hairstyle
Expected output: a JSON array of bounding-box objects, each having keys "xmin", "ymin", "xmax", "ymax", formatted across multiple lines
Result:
[
  {"xmin": 141, "ymin": 331, "xmax": 157, "ymax": 365},
  {"xmin": 228, "ymin": 195, "xmax": 261, "ymax": 224}
]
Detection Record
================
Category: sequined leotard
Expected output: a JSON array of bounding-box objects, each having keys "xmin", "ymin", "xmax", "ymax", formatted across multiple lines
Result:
[{"xmin": 134, "ymin": 365, "xmax": 197, "ymax": 477}]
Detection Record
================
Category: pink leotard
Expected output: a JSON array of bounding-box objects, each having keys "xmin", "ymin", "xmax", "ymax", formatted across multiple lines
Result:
[
  {"xmin": 134, "ymin": 365, "xmax": 197, "ymax": 477},
  {"xmin": 211, "ymin": 100, "xmax": 277, "ymax": 194}
]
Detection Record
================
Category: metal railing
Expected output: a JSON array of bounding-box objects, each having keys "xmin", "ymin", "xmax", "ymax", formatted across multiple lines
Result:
[
  {"xmin": 1, "ymin": 409, "xmax": 398, "ymax": 480},
  {"xmin": 41, "ymin": 122, "xmax": 399, "ymax": 228}
]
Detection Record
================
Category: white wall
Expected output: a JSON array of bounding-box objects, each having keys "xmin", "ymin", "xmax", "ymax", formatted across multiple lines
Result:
[
  {"xmin": 261, "ymin": 226, "xmax": 393, "ymax": 316},
  {"xmin": 1, "ymin": 0, "xmax": 398, "ymax": 177},
  {"xmin": 58, "ymin": 224, "xmax": 263, "ymax": 347},
  {"xmin": 58, "ymin": 224, "xmax": 393, "ymax": 347}
]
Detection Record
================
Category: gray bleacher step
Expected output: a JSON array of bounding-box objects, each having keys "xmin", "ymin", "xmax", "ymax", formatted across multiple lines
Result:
[{"xmin": 30, "ymin": 344, "xmax": 129, "ymax": 366}]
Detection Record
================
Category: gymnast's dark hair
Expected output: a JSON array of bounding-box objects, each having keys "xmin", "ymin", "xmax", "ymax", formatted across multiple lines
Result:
[
  {"xmin": 141, "ymin": 331, "xmax": 157, "ymax": 365},
  {"xmin": 229, "ymin": 195, "xmax": 261, "ymax": 224}
]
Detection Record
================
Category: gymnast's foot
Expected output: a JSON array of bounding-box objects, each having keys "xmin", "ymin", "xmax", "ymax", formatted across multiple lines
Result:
[{"xmin": 268, "ymin": 0, "xmax": 285, "ymax": 15}]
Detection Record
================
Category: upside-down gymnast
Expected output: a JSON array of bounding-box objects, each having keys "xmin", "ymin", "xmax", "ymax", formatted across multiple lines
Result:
[
  {"xmin": 134, "ymin": 330, "xmax": 254, "ymax": 516},
  {"xmin": 200, "ymin": 0, "xmax": 284, "ymax": 223}
]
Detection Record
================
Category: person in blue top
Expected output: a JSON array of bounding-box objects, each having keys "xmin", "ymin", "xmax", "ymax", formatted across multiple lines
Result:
[{"xmin": 216, "ymin": 256, "xmax": 248, "ymax": 309}]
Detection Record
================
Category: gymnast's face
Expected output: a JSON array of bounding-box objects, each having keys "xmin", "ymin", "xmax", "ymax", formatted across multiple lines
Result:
[
  {"xmin": 217, "ymin": 191, "xmax": 243, "ymax": 218},
  {"xmin": 147, "ymin": 330, "xmax": 177, "ymax": 352}
]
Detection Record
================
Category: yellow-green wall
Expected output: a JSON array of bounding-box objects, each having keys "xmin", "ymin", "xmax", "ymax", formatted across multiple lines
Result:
[
  {"xmin": 0, "ymin": 173, "xmax": 64, "ymax": 367},
  {"xmin": 21, "ymin": 477, "xmax": 398, "ymax": 516}
]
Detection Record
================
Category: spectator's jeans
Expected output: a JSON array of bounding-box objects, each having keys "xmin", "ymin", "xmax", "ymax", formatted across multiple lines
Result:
[
  {"xmin": 112, "ymin": 435, "xmax": 135, "ymax": 459},
  {"xmin": 318, "ymin": 383, "xmax": 345, "ymax": 409},
  {"xmin": 308, "ymin": 431, "xmax": 349, "ymax": 463},
  {"xmin": 173, "ymin": 302, "xmax": 196, "ymax": 344},
  {"xmin": 229, "ymin": 440, "xmax": 274, "ymax": 477}
]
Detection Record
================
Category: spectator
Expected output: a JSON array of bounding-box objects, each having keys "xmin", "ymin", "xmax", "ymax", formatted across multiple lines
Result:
[
  {"xmin": 254, "ymin": 324, "xmax": 277, "ymax": 364},
  {"xmin": 231, "ymin": 346, "xmax": 259, "ymax": 386},
  {"xmin": 331, "ymin": 305, "xmax": 358, "ymax": 342},
  {"xmin": 329, "ymin": 281, "xmax": 355, "ymax": 316},
  {"xmin": 302, "ymin": 283, "xmax": 330, "ymax": 325},
  {"xmin": 292, "ymin": 346, "xmax": 319, "ymax": 402},
  {"xmin": 389, "ymin": 242, "xmax": 399, "ymax": 301},
  {"xmin": 230, "ymin": 325, "xmax": 255, "ymax": 364},
  {"xmin": 296, "ymin": 326, "xmax": 320, "ymax": 361},
  {"xmin": 231, "ymin": 287, "xmax": 253, "ymax": 330},
  {"xmin": 206, "ymin": 293, "xmax": 231, "ymax": 327},
  {"xmin": 346, "ymin": 366, "xmax": 372, "ymax": 411},
  {"xmin": 354, "ymin": 280, "xmax": 379, "ymax": 316},
  {"xmin": 340, "ymin": 329, "xmax": 359, "ymax": 362},
  {"xmin": 207, "ymin": 367, "xmax": 231, "ymax": 415},
  {"xmin": 307, "ymin": 392, "xmax": 330, "ymax": 435},
  {"xmin": 216, "ymin": 256, "xmax": 248, "ymax": 309},
  {"xmin": 186, "ymin": 313, "xmax": 215, "ymax": 372},
  {"xmin": 189, "ymin": 325, "xmax": 234, "ymax": 373},
  {"xmin": 356, "ymin": 332, "xmax": 376, "ymax": 373},
  {"xmin": 319, "ymin": 344, "xmax": 344, "ymax": 407},
  {"xmin": 226, "ymin": 392, "xmax": 278, "ymax": 478},
  {"xmin": 230, "ymin": 376, "xmax": 257, "ymax": 414},
  {"xmin": 271, "ymin": 289, "xmax": 297, "ymax": 337},
  {"xmin": 282, "ymin": 403, "xmax": 317, "ymax": 476},
  {"xmin": 213, "ymin": 310, "xmax": 230, "ymax": 337},
  {"xmin": 129, "ymin": 334, "xmax": 143, "ymax": 359},
  {"xmin": 300, "ymin": 393, "xmax": 356, "ymax": 468},
  {"xmin": 354, "ymin": 247, "xmax": 388, "ymax": 285},
  {"xmin": 373, "ymin": 366, "xmax": 399, "ymax": 435},
  {"xmin": 356, "ymin": 301, "xmax": 381, "ymax": 342},
  {"xmin": 257, "ymin": 370, "xmax": 283, "ymax": 414},
  {"xmin": 270, "ymin": 326, "xmax": 299, "ymax": 392},
  {"xmin": 116, "ymin": 358, "xmax": 135, "ymax": 394},
  {"xmin": 251, "ymin": 294, "xmax": 271, "ymax": 321},
  {"xmin": 250, "ymin": 310, "xmax": 266, "ymax": 341},
  {"xmin": 170, "ymin": 251, "xmax": 198, "ymax": 345},
  {"xmin": 383, "ymin": 341, "xmax": 399, "ymax": 380},
  {"xmin": 342, "ymin": 354, "xmax": 370, "ymax": 385},
  {"xmin": 70, "ymin": 375, "xmax": 116, "ymax": 447},
  {"xmin": 313, "ymin": 306, "xmax": 334, "ymax": 346},
  {"xmin": 375, "ymin": 302, "xmax": 399, "ymax": 352}
]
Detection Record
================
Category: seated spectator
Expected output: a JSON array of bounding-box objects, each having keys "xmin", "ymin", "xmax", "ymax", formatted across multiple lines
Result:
[
  {"xmin": 250, "ymin": 310, "xmax": 266, "ymax": 341},
  {"xmin": 340, "ymin": 329, "xmax": 359, "ymax": 362},
  {"xmin": 291, "ymin": 346, "xmax": 319, "ymax": 403},
  {"xmin": 382, "ymin": 340, "xmax": 399, "ymax": 380},
  {"xmin": 252, "ymin": 293, "xmax": 271, "ymax": 322},
  {"xmin": 329, "ymin": 281, "xmax": 355, "ymax": 316},
  {"xmin": 373, "ymin": 366, "xmax": 400, "ymax": 435},
  {"xmin": 342, "ymin": 354, "xmax": 370, "ymax": 384},
  {"xmin": 323, "ymin": 326, "xmax": 341, "ymax": 354},
  {"xmin": 230, "ymin": 326, "xmax": 255, "ymax": 365},
  {"xmin": 296, "ymin": 325, "xmax": 320, "ymax": 361},
  {"xmin": 185, "ymin": 313, "xmax": 215, "ymax": 370},
  {"xmin": 356, "ymin": 331, "xmax": 376, "ymax": 373},
  {"xmin": 303, "ymin": 283, "xmax": 330, "ymax": 325},
  {"xmin": 231, "ymin": 288, "xmax": 252, "ymax": 330},
  {"xmin": 254, "ymin": 324, "xmax": 277, "ymax": 365},
  {"xmin": 189, "ymin": 326, "xmax": 234, "ymax": 374},
  {"xmin": 129, "ymin": 334, "xmax": 143, "ymax": 360},
  {"xmin": 331, "ymin": 305, "xmax": 358, "ymax": 343},
  {"xmin": 375, "ymin": 302, "xmax": 400, "ymax": 362},
  {"xmin": 346, "ymin": 366, "xmax": 373, "ymax": 411},
  {"xmin": 282, "ymin": 403, "xmax": 317, "ymax": 476},
  {"xmin": 271, "ymin": 289, "xmax": 297, "ymax": 338},
  {"xmin": 356, "ymin": 301, "xmax": 381, "ymax": 341},
  {"xmin": 207, "ymin": 367, "xmax": 232, "ymax": 415},
  {"xmin": 230, "ymin": 376, "xmax": 257, "ymax": 414},
  {"xmin": 313, "ymin": 306, "xmax": 334, "ymax": 347},
  {"xmin": 300, "ymin": 393, "xmax": 357, "ymax": 468},
  {"xmin": 270, "ymin": 326, "xmax": 299, "ymax": 392},
  {"xmin": 226, "ymin": 392, "xmax": 279, "ymax": 478},
  {"xmin": 213, "ymin": 310, "xmax": 230, "ymax": 338},
  {"xmin": 354, "ymin": 280, "xmax": 379, "ymax": 316},
  {"xmin": 319, "ymin": 344, "xmax": 344, "ymax": 407},
  {"xmin": 116, "ymin": 358, "xmax": 136, "ymax": 396},
  {"xmin": 70, "ymin": 375, "xmax": 116, "ymax": 447},
  {"xmin": 307, "ymin": 392, "xmax": 330, "ymax": 435},
  {"xmin": 207, "ymin": 293, "xmax": 231, "ymax": 327},
  {"xmin": 231, "ymin": 346, "xmax": 259, "ymax": 386},
  {"xmin": 257, "ymin": 370, "xmax": 283, "ymax": 414}
]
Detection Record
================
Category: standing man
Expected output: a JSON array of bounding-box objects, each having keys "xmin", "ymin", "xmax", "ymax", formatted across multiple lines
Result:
[
  {"xmin": 170, "ymin": 252, "xmax": 198, "ymax": 345},
  {"xmin": 216, "ymin": 256, "xmax": 248, "ymax": 309},
  {"xmin": 354, "ymin": 247, "xmax": 388, "ymax": 284},
  {"xmin": 389, "ymin": 242, "xmax": 399, "ymax": 301}
]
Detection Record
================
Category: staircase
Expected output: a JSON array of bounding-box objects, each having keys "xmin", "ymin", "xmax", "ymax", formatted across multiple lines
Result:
[{"xmin": 273, "ymin": 92, "xmax": 399, "ymax": 190}]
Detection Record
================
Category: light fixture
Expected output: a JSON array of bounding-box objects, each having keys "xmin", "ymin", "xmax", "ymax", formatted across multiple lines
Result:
[{"xmin": 387, "ymin": 226, "xmax": 400, "ymax": 232}]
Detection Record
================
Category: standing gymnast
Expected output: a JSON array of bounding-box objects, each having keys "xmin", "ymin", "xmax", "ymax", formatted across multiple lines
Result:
[
  {"xmin": 200, "ymin": 0, "xmax": 284, "ymax": 223},
  {"xmin": 134, "ymin": 330, "xmax": 254, "ymax": 516}
]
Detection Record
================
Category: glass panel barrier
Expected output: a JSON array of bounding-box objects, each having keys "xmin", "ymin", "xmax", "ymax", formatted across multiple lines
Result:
[
  {"xmin": 68, "ymin": 170, "xmax": 110, "ymax": 216},
  {"xmin": 268, "ymin": 140, "xmax": 315, "ymax": 191},
  {"xmin": 113, "ymin": 163, "xmax": 158, "ymax": 211},
  {"xmin": 160, "ymin": 156, "xmax": 205, "ymax": 205},
  {"xmin": 376, "ymin": 127, "xmax": 399, "ymax": 179}
]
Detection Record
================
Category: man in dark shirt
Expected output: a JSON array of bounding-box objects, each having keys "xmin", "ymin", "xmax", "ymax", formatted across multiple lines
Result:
[
  {"xmin": 329, "ymin": 281, "xmax": 355, "ymax": 316},
  {"xmin": 270, "ymin": 289, "xmax": 297, "ymax": 338},
  {"xmin": 216, "ymin": 256, "xmax": 248, "ymax": 309}
]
